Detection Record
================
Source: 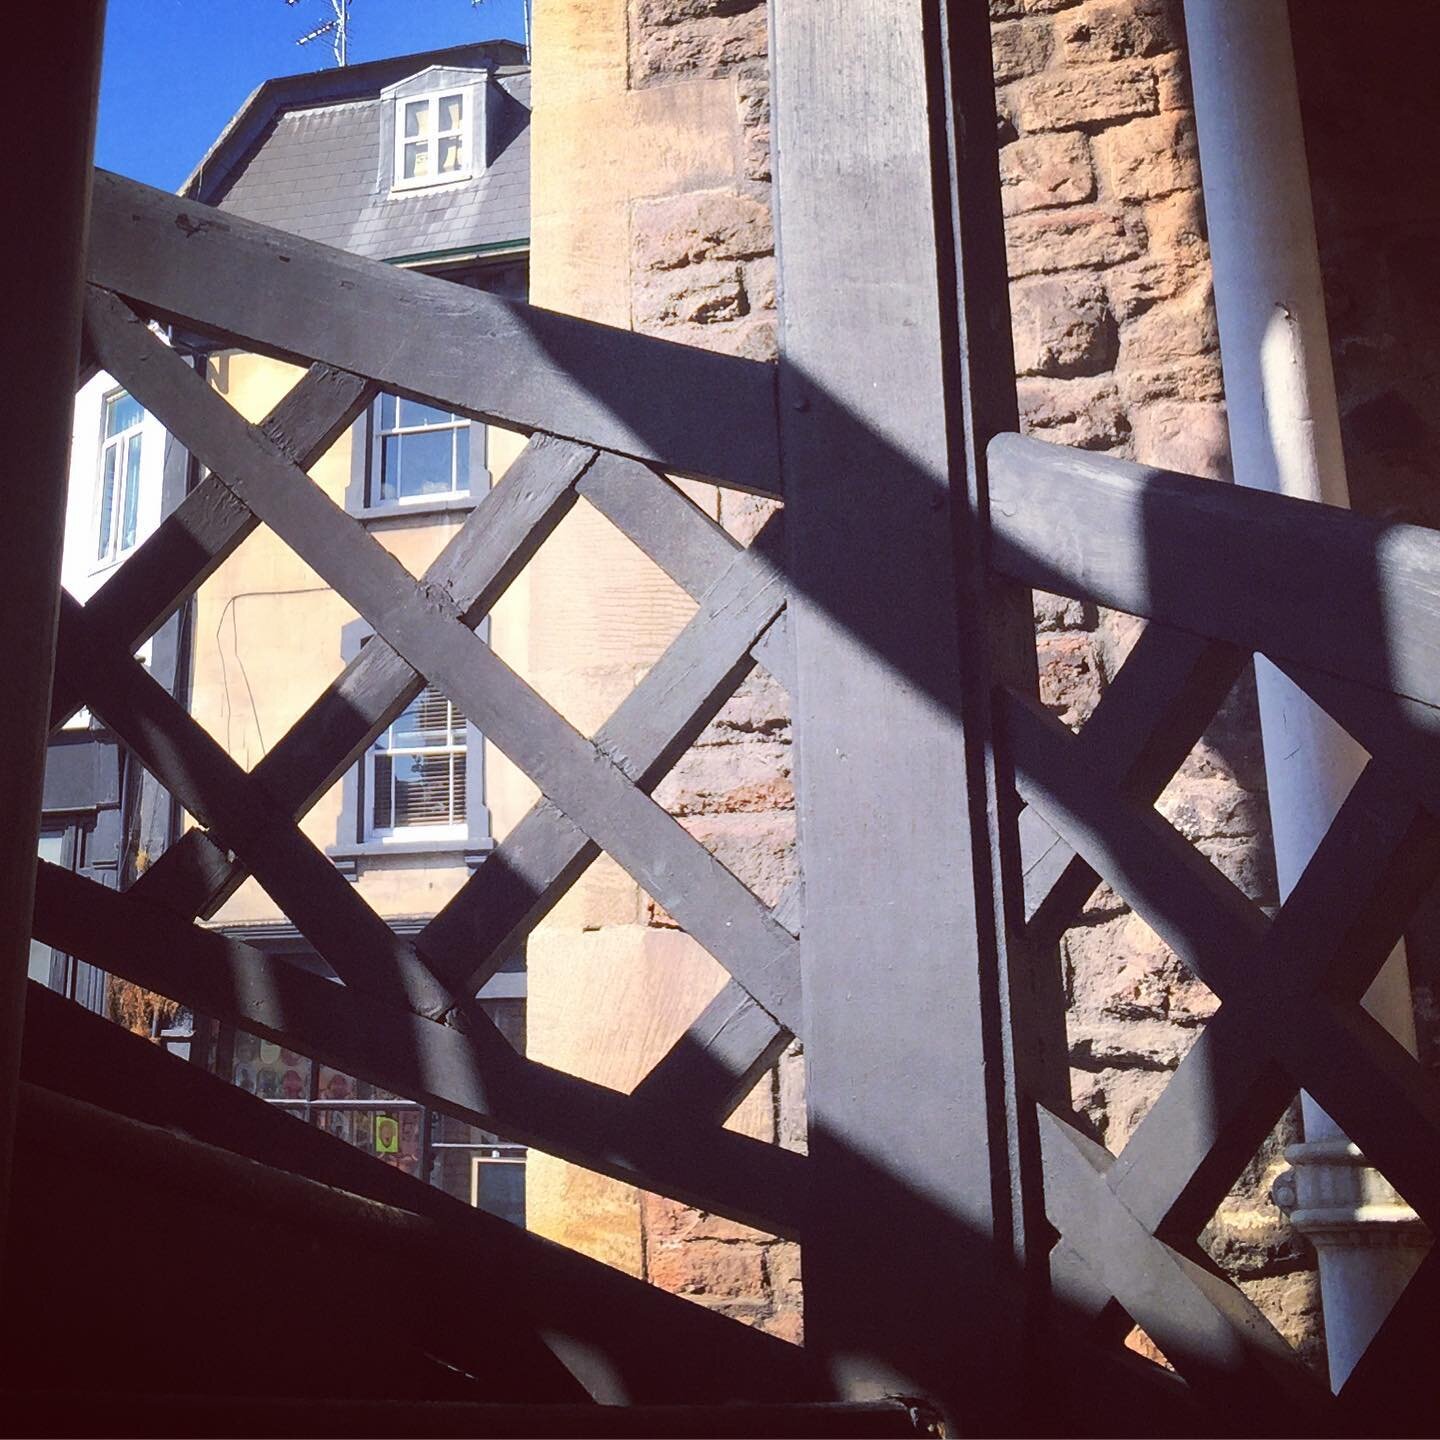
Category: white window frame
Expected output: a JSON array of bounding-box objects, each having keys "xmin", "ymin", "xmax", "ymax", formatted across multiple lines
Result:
[
  {"xmin": 393, "ymin": 87, "xmax": 472, "ymax": 191},
  {"xmin": 94, "ymin": 388, "xmax": 144, "ymax": 569},
  {"xmin": 364, "ymin": 683, "xmax": 469, "ymax": 843},
  {"xmin": 372, "ymin": 394, "xmax": 473, "ymax": 506}
]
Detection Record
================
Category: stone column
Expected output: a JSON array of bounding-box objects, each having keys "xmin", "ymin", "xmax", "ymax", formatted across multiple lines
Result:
[{"xmin": 1186, "ymin": 0, "xmax": 1429, "ymax": 1390}]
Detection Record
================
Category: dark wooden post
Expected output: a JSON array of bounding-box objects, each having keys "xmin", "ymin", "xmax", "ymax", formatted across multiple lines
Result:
[
  {"xmin": 0, "ymin": 0, "xmax": 108, "ymax": 1269},
  {"xmin": 771, "ymin": 0, "xmax": 1056, "ymax": 1426}
]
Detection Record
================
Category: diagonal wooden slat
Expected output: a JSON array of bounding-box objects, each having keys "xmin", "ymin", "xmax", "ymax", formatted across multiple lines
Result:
[
  {"xmin": 50, "ymin": 363, "xmax": 376, "ymax": 729},
  {"xmin": 1039, "ymin": 1107, "xmax": 1328, "ymax": 1417},
  {"xmin": 1011, "ymin": 691, "xmax": 1440, "ymax": 1225},
  {"xmin": 420, "ymin": 513, "xmax": 789, "ymax": 1002},
  {"xmin": 55, "ymin": 592, "xmax": 462, "ymax": 1022},
  {"xmin": 86, "ymin": 287, "xmax": 802, "ymax": 1030},
  {"xmin": 1018, "ymin": 625, "xmax": 1246, "ymax": 948},
  {"xmin": 1048, "ymin": 760, "xmax": 1438, "ymax": 1325},
  {"xmin": 988, "ymin": 431, "xmax": 1440, "ymax": 713},
  {"xmin": 629, "ymin": 977, "xmax": 791, "ymax": 1126},
  {"xmin": 575, "ymin": 452, "xmax": 794, "ymax": 690},
  {"xmin": 88, "ymin": 170, "xmax": 782, "ymax": 495},
  {"xmin": 31, "ymin": 861, "xmax": 808, "ymax": 1239},
  {"xmin": 133, "ymin": 432, "xmax": 595, "ymax": 920}
]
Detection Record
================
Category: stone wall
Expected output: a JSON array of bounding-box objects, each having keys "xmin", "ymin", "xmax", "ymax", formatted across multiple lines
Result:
[{"xmin": 532, "ymin": 0, "xmax": 1325, "ymax": 1368}]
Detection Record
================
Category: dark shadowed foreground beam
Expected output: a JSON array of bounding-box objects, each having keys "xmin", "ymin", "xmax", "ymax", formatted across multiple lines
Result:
[
  {"xmin": 988, "ymin": 432, "xmax": 1440, "ymax": 711},
  {"xmin": 0, "ymin": 0, "xmax": 107, "ymax": 1300},
  {"xmin": 87, "ymin": 169, "xmax": 782, "ymax": 494}
]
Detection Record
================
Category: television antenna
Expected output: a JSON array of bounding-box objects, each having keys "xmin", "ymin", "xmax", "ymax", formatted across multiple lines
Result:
[
  {"xmin": 285, "ymin": 0, "xmax": 352, "ymax": 68},
  {"xmin": 472, "ymin": 0, "xmax": 530, "ymax": 63}
]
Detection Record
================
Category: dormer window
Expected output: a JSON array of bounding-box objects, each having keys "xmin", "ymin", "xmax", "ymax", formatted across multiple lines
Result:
[{"xmin": 394, "ymin": 89, "xmax": 471, "ymax": 188}]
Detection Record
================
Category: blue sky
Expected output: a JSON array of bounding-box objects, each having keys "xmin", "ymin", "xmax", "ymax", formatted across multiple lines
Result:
[{"xmin": 97, "ymin": 0, "xmax": 529, "ymax": 191}]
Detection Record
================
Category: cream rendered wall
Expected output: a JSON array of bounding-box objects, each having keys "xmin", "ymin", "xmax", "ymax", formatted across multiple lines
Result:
[{"xmin": 190, "ymin": 351, "xmax": 529, "ymax": 927}]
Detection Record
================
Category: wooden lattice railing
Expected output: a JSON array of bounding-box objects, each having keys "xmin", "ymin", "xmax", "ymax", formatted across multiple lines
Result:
[
  {"xmin": 32, "ymin": 160, "xmax": 1440, "ymax": 1431},
  {"xmin": 989, "ymin": 433, "xmax": 1440, "ymax": 1425},
  {"xmin": 44, "ymin": 171, "xmax": 803, "ymax": 1237}
]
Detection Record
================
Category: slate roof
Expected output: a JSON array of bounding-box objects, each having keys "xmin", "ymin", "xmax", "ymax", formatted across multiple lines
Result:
[{"xmin": 184, "ymin": 44, "xmax": 529, "ymax": 264}]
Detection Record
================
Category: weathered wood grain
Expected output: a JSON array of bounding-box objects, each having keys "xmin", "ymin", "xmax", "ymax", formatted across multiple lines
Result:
[
  {"xmin": 31, "ymin": 861, "xmax": 808, "ymax": 1238},
  {"xmin": 420, "ymin": 514, "xmax": 790, "ymax": 1005},
  {"xmin": 50, "ymin": 363, "xmax": 375, "ymax": 729},
  {"xmin": 58, "ymin": 592, "xmax": 457, "ymax": 1020},
  {"xmin": 86, "ymin": 287, "xmax": 801, "ymax": 1031},
  {"xmin": 988, "ymin": 432, "xmax": 1440, "ymax": 711},
  {"xmin": 88, "ymin": 170, "xmax": 782, "ymax": 494}
]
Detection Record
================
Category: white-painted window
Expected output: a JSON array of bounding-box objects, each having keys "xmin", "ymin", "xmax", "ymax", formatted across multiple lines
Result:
[
  {"xmin": 95, "ymin": 389, "xmax": 144, "ymax": 565},
  {"xmin": 366, "ymin": 682, "xmax": 468, "ymax": 840},
  {"xmin": 373, "ymin": 393, "xmax": 471, "ymax": 503},
  {"xmin": 394, "ymin": 88, "xmax": 470, "ymax": 188}
]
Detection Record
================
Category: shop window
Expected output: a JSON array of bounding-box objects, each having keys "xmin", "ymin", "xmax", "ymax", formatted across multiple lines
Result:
[{"xmin": 219, "ymin": 997, "xmax": 526, "ymax": 1227}]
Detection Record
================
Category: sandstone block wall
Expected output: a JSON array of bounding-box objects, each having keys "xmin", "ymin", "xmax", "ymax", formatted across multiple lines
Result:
[{"xmin": 532, "ymin": 0, "xmax": 1326, "ymax": 1367}]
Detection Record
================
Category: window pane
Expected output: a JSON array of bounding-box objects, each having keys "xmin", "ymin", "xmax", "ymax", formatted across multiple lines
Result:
[
  {"xmin": 438, "ymin": 93, "xmax": 464, "ymax": 132},
  {"xmin": 403, "ymin": 140, "xmax": 429, "ymax": 180},
  {"xmin": 393, "ymin": 429, "xmax": 453, "ymax": 498},
  {"xmin": 379, "ymin": 392, "xmax": 398, "ymax": 431},
  {"xmin": 120, "ymin": 434, "xmax": 142, "ymax": 551},
  {"xmin": 27, "ymin": 939, "xmax": 54, "ymax": 987},
  {"xmin": 396, "ymin": 397, "xmax": 458, "ymax": 429},
  {"xmin": 452, "ymin": 750, "xmax": 467, "ymax": 823},
  {"xmin": 392, "ymin": 751, "xmax": 453, "ymax": 826},
  {"xmin": 473, "ymin": 1154, "xmax": 526, "ymax": 1227},
  {"xmin": 379, "ymin": 434, "xmax": 401, "ymax": 504},
  {"xmin": 454, "ymin": 431, "xmax": 470, "ymax": 493},
  {"xmin": 104, "ymin": 391, "xmax": 142, "ymax": 437},
  {"xmin": 97, "ymin": 446, "xmax": 117, "ymax": 559},
  {"xmin": 438, "ymin": 136, "xmax": 463, "ymax": 174},
  {"xmin": 403, "ymin": 98, "xmax": 429, "ymax": 138},
  {"xmin": 373, "ymin": 751, "xmax": 393, "ymax": 829}
]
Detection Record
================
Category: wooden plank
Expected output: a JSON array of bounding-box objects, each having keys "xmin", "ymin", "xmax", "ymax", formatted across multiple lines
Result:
[
  {"xmin": 50, "ymin": 363, "xmax": 376, "ymax": 728},
  {"xmin": 136, "ymin": 434, "xmax": 594, "ymax": 920},
  {"xmin": 86, "ymin": 289, "xmax": 803, "ymax": 1031},
  {"xmin": 88, "ymin": 171, "xmax": 783, "ymax": 495},
  {"xmin": 988, "ymin": 431, "xmax": 1440, "ymax": 711},
  {"xmin": 630, "ymin": 979, "xmax": 791, "ymax": 1125},
  {"xmin": 1020, "ymin": 627, "xmax": 1246, "ymax": 948},
  {"xmin": 770, "ymin": 0, "xmax": 1050, "ymax": 1423},
  {"xmin": 56, "ymin": 592, "xmax": 460, "ymax": 1020},
  {"xmin": 1007, "ymin": 690, "xmax": 1262, "ymax": 1000},
  {"xmin": 1039, "ymin": 1108, "xmax": 1330, "ymax": 1419},
  {"xmin": 1051, "ymin": 760, "xmax": 1432, "ymax": 1325},
  {"xmin": 575, "ymin": 453, "xmax": 794, "ymax": 691},
  {"xmin": 420, "ymin": 516, "xmax": 790, "ymax": 1001},
  {"xmin": 30, "ymin": 861, "xmax": 809, "ymax": 1238},
  {"xmin": 0, "ymin": 0, "xmax": 106, "ymax": 1300},
  {"xmin": 20, "ymin": 985, "xmax": 825, "ymax": 1409}
]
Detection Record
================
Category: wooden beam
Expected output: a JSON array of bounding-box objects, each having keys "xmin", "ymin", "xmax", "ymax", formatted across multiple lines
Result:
[
  {"xmin": 420, "ymin": 514, "xmax": 789, "ymax": 1002},
  {"xmin": 0, "ymin": 0, "xmax": 107, "ymax": 1298},
  {"xmin": 1039, "ymin": 1108, "xmax": 1329, "ymax": 1420},
  {"xmin": 769, "ymin": 0, "xmax": 1054, "ymax": 1423},
  {"xmin": 85, "ymin": 290, "xmax": 802, "ymax": 1030},
  {"xmin": 20, "ymin": 986, "xmax": 825, "ymax": 1408},
  {"xmin": 630, "ymin": 979, "xmax": 791, "ymax": 1126},
  {"xmin": 56, "ymin": 592, "xmax": 461, "ymax": 1021},
  {"xmin": 134, "ymin": 433, "xmax": 592, "ymax": 919},
  {"xmin": 87, "ymin": 171, "xmax": 783, "ymax": 494},
  {"xmin": 31, "ymin": 862, "xmax": 809, "ymax": 1238},
  {"xmin": 988, "ymin": 432, "xmax": 1440, "ymax": 713},
  {"xmin": 575, "ymin": 453, "xmax": 794, "ymax": 690},
  {"xmin": 50, "ymin": 364, "xmax": 376, "ymax": 728}
]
